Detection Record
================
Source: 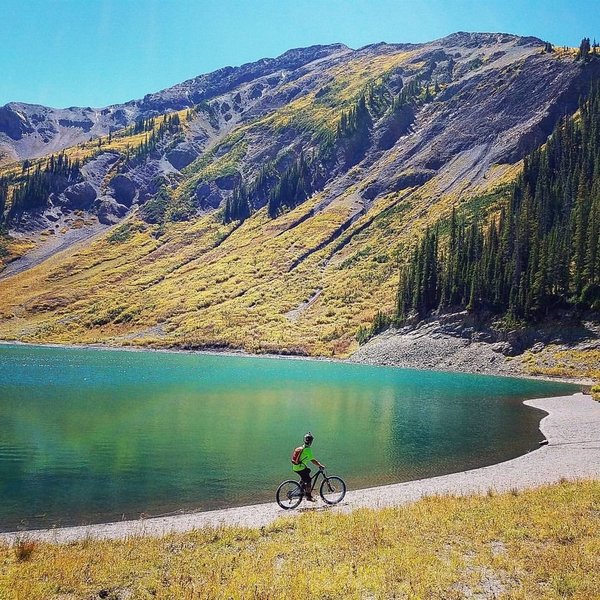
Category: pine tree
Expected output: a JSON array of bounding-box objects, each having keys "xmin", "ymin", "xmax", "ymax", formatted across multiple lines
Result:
[
  {"xmin": 268, "ymin": 152, "xmax": 312, "ymax": 218},
  {"xmin": 223, "ymin": 181, "xmax": 251, "ymax": 223},
  {"xmin": 577, "ymin": 37, "xmax": 591, "ymax": 61},
  {"xmin": 8, "ymin": 153, "xmax": 81, "ymax": 222},
  {"xmin": 0, "ymin": 177, "xmax": 8, "ymax": 222}
]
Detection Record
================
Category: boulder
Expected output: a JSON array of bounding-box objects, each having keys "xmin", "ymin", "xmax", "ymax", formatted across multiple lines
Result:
[
  {"xmin": 109, "ymin": 175, "xmax": 137, "ymax": 206},
  {"xmin": 61, "ymin": 182, "xmax": 97, "ymax": 209},
  {"xmin": 492, "ymin": 342, "xmax": 514, "ymax": 356},
  {"xmin": 166, "ymin": 147, "xmax": 196, "ymax": 170},
  {"xmin": 214, "ymin": 174, "xmax": 239, "ymax": 190},
  {"xmin": 194, "ymin": 182, "xmax": 224, "ymax": 210},
  {"xmin": 95, "ymin": 196, "xmax": 129, "ymax": 225}
]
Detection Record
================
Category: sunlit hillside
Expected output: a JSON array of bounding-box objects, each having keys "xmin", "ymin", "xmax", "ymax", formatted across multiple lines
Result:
[
  {"xmin": 0, "ymin": 182, "xmax": 503, "ymax": 355},
  {"xmin": 0, "ymin": 33, "xmax": 597, "ymax": 357}
]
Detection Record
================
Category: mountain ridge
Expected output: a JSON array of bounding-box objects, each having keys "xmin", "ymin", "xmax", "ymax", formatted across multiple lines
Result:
[
  {"xmin": 0, "ymin": 43, "xmax": 352, "ymax": 162},
  {"xmin": 0, "ymin": 31, "xmax": 598, "ymax": 363},
  {"xmin": 0, "ymin": 32, "xmax": 549, "ymax": 163}
]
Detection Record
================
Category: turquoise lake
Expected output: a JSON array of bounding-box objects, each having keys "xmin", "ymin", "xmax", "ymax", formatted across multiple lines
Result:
[{"xmin": 0, "ymin": 344, "xmax": 577, "ymax": 531}]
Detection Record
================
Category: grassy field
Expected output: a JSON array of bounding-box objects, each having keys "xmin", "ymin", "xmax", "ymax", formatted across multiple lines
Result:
[
  {"xmin": 0, "ymin": 176, "xmax": 511, "ymax": 358},
  {"xmin": 1, "ymin": 480, "xmax": 599, "ymax": 599},
  {"xmin": 0, "ymin": 234, "xmax": 35, "ymax": 271},
  {"xmin": 522, "ymin": 348, "xmax": 600, "ymax": 398}
]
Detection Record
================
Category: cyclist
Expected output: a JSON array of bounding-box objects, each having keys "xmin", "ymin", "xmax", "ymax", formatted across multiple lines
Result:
[{"xmin": 293, "ymin": 432, "xmax": 326, "ymax": 502}]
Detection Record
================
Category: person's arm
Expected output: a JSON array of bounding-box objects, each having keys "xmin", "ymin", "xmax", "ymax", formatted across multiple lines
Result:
[{"xmin": 311, "ymin": 458, "xmax": 326, "ymax": 469}]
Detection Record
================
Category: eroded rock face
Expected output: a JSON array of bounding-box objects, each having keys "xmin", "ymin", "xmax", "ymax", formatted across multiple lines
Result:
[
  {"xmin": 61, "ymin": 182, "xmax": 97, "ymax": 209},
  {"xmin": 0, "ymin": 33, "xmax": 588, "ymax": 178},
  {"xmin": 213, "ymin": 174, "xmax": 238, "ymax": 190},
  {"xmin": 0, "ymin": 106, "xmax": 34, "ymax": 140},
  {"xmin": 195, "ymin": 182, "xmax": 223, "ymax": 209},
  {"xmin": 95, "ymin": 197, "xmax": 128, "ymax": 225},
  {"xmin": 166, "ymin": 147, "xmax": 196, "ymax": 170},
  {"xmin": 57, "ymin": 118, "xmax": 93, "ymax": 132},
  {"xmin": 80, "ymin": 152, "xmax": 120, "ymax": 187},
  {"xmin": 109, "ymin": 175, "xmax": 137, "ymax": 207},
  {"xmin": 4, "ymin": 32, "xmax": 600, "ymax": 243},
  {"xmin": 194, "ymin": 174, "xmax": 242, "ymax": 210}
]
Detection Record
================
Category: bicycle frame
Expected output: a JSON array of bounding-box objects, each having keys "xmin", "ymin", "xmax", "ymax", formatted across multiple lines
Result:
[{"xmin": 301, "ymin": 467, "xmax": 327, "ymax": 492}]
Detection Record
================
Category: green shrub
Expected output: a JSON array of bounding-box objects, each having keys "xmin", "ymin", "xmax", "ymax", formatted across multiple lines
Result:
[
  {"xmin": 107, "ymin": 221, "xmax": 145, "ymax": 244},
  {"xmin": 355, "ymin": 325, "xmax": 370, "ymax": 345},
  {"xmin": 356, "ymin": 311, "xmax": 392, "ymax": 345},
  {"xmin": 141, "ymin": 187, "xmax": 171, "ymax": 224}
]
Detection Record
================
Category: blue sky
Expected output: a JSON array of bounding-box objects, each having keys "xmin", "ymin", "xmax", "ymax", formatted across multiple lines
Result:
[{"xmin": 1, "ymin": 0, "xmax": 599, "ymax": 108}]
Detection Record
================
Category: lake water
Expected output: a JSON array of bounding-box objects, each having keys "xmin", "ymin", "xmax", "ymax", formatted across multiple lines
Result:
[{"xmin": 0, "ymin": 344, "xmax": 576, "ymax": 531}]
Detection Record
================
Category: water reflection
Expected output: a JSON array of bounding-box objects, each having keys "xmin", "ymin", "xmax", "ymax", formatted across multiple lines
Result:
[{"xmin": 0, "ymin": 345, "xmax": 575, "ymax": 530}]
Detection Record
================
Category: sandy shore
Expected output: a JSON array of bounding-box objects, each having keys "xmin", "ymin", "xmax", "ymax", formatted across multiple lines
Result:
[{"xmin": 1, "ymin": 392, "xmax": 598, "ymax": 545}]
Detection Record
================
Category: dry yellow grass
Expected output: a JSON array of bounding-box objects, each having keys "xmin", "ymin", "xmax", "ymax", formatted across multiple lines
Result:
[
  {"xmin": 0, "ymin": 46, "xmax": 571, "ymax": 358},
  {"xmin": 0, "ymin": 235, "xmax": 35, "ymax": 270},
  {"xmin": 263, "ymin": 51, "xmax": 414, "ymax": 136},
  {"xmin": 1, "ymin": 480, "xmax": 598, "ymax": 599},
  {"xmin": 0, "ymin": 170, "xmax": 514, "ymax": 357},
  {"xmin": 524, "ymin": 348, "xmax": 600, "ymax": 399}
]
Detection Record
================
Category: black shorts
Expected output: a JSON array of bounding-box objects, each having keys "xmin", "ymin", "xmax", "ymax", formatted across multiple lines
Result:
[{"xmin": 297, "ymin": 467, "xmax": 311, "ymax": 485}]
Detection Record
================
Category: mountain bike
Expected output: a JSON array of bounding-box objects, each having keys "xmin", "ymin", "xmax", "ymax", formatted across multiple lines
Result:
[{"xmin": 276, "ymin": 467, "xmax": 346, "ymax": 509}]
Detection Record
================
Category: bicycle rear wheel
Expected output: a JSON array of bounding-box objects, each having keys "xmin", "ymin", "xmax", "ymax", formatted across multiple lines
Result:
[
  {"xmin": 276, "ymin": 480, "xmax": 303, "ymax": 509},
  {"xmin": 320, "ymin": 476, "xmax": 346, "ymax": 505}
]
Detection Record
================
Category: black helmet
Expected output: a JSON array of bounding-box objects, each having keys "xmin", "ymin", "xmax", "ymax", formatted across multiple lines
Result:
[{"xmin": 304, "ymin": 432, "xmax": 314, "ymax": 445}]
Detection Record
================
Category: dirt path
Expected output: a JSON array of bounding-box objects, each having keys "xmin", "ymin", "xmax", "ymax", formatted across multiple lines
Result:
[{"xmin": 1, "ymin": 392, "xmax": 598, "ymax": 545}]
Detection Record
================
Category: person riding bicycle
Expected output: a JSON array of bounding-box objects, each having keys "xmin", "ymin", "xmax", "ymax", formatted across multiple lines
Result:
[{"xmin": 292, "ymin": 432, "xmax": 325, "ymax": 502}]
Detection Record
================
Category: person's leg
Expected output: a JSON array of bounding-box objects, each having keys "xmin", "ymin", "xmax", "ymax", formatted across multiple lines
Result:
[{"xmin": 300, "ymin": 468, "xmax": 314, "ymax": 500}]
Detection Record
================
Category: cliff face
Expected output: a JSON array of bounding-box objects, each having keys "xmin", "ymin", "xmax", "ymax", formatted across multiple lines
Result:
[{"xmin": 0, "ymin": 33, "xmax": 597, "ymax": 355}]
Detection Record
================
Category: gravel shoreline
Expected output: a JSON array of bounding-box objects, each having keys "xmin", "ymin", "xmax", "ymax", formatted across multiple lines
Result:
[
  {"xmin": 350, "ymin": 322, "xmax": 599, "ymax": 385},
  {"xmin": 2, "ymin": 392, "xmax": 598, "ymax": 545}
]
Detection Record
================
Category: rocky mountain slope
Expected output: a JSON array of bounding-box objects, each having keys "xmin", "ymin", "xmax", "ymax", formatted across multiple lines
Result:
[
  {"xmin": 0, "ymin": 32, "xmax": 598, "ymax": 357},
  {"xmin": 0, "ymin": 44, "xmax": 351, "ymax": 163},
  {"xmin": 351, "ymin": 311, "xmax": 600, "ymax": 383}
]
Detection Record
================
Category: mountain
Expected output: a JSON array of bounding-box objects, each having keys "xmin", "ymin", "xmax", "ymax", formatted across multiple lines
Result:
[
  {"xmin": 0, "ymin": 32, "xmax": 598, "ymax": 359},
  {"xmin": 0, "ymin": 43, "xmax": 351, "ymax": 163}
]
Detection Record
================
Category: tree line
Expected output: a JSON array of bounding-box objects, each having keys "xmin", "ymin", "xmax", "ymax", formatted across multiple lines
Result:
[
  {"xmin": 0, "ymin": 177, "xmax": 8, "ymax": 221},
  {"xmin": 577, "ymin": 37, "xmax": 600, "ymax": 61},
  {"xmin": 0, "ymin": 110, "xmax": 187, "ymax": 225},
  {"xmin": 392, "ymin": 80, "xmax": 600, "ymax": 330},
  {"xmin": 2, "ymin": 152, "xmax": 81, "ymax": 224},
  {"xmin": 122, "ymin": 113, "xmax": 183, "ymax": 164}
]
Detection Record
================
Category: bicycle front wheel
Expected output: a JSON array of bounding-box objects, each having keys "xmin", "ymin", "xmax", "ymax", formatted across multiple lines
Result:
[
  {"xmin": 320, "ymin": 476, "xmax": 346, "ymax": 505},
  {"xmin": 276, "ymin": 480, "xmax": 303, "ymax": 509}
]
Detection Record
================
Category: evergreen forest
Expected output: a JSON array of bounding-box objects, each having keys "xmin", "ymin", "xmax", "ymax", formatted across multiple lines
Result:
[{"xmin": 394, "ymin": 81, "xmax": 600, "ymax": 327}]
